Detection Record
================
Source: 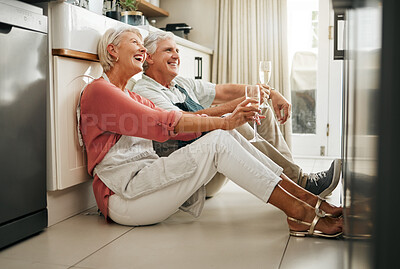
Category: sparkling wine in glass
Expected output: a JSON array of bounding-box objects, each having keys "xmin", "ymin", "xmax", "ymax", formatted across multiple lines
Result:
[
  {"xmin": 245, "ymin": 85, "xmax": 262, "ymax": 142},
  {"xmin": 259, "ymin": 60, "xmax": 272, "ymax": 108}
]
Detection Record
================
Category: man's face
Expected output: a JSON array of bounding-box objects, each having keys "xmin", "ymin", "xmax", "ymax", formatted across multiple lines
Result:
[{"xmin": 148, "ymin": 38, "xmax": 180, "ymax": 79}]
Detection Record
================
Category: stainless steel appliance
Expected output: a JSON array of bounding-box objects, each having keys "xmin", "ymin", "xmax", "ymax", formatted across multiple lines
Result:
[
  {"xmin": 0, "ymin": 0, "xmax": 48, "ymax": 249},
  {"xmin": 333, "ymin": 0, "xmax": 400, "ymax": 268},
  {"xmin": 162, "ymin": 23, "xmax": 193, "ymax": 39}
]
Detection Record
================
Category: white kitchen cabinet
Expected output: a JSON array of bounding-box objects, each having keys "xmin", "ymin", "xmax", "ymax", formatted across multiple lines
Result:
[
  {"xmin": 177, "ymin": 44, "xmax": 212, "ymax": 82},
  {"xmin": 48, "ymin": 56, "xmax": 103, "ymax": 190}
]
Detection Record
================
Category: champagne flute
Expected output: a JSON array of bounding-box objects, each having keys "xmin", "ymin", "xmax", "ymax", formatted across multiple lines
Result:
[
  {"xmin": 245, "ymin": 85, "xmax": 262, "ymax": 142},
  {"xmin": 259, "ymin": 60, "xmax": 272, "ymax": 108}
]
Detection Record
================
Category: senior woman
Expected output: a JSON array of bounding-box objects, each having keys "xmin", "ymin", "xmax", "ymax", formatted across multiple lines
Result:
[{"xmin": 78, "ymin": 26, "xmax": 343, "ymax": 238}]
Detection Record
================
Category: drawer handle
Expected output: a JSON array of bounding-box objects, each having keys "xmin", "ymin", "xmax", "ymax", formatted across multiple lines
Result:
[
  {"xmin": 195, "ymin": 57, "xmax": 202, "ymax": 79},
  {"xmin": 0, "ymin": 22, "xmax": 12, "ymax": 34}
]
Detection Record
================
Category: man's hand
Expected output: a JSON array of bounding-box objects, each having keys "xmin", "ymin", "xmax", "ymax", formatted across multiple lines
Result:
[{"xmin": 269, "ymin": 90, "xmax": 292, "ymax": 124}]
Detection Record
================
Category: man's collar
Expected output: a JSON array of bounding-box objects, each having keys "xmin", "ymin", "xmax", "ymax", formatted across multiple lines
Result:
[{"xmin": 143, "ymin": 74, "xmax": 177, "ymax": 90}]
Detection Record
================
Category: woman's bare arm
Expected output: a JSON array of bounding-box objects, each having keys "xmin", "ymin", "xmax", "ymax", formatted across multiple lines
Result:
[{"xmin": 174, "ymin": 99, "xmax": 259, "ymax": 133}]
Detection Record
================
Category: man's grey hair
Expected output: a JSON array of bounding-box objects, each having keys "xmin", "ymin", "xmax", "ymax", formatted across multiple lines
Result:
[
  {"xmin": 143, "ymin": 31, "xmax": 175, "ymax": 71},
  {"xmin": 97, "ymin": 26, "xmax": 142, "ymax": 72}
]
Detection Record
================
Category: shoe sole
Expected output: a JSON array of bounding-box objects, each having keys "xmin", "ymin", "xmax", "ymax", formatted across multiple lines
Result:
[
  {"xmin": 290, "ymin": 230, "xmax": 343, "ymax": 239},
  {"xmin": 318, "ymin": 159, "xmax": 342, "ymax": 198}
]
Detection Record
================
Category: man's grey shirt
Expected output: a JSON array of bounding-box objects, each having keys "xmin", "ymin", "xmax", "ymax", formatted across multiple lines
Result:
[{"xmin": 132, "ymin": 74, "xmax": 216, "ymax": 111}]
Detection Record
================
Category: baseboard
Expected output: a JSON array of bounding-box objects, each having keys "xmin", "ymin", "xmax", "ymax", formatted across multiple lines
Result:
[{"xmin": 47, "ymin": 180, "xmax": 96, "ymax": 226}]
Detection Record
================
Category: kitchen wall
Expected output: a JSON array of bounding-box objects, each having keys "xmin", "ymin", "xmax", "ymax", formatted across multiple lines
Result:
[{"xmin": 154, "ymin": 0, "xmax": 217, "ymax": 50}]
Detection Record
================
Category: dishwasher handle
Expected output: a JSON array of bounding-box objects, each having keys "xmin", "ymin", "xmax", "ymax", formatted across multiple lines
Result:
[{"xmin": 0, "ymin": 22, "xmax": 12, "ymax": 34}]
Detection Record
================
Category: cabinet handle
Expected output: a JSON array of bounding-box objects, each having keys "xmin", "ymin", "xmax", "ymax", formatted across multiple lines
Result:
[
  {"xmin": 0, "ymin": 22, "xmax": 12, "ymax": 34},
  {"xmin": 195, "ymin": 57, "xmax": 202, "ymax": 79}
]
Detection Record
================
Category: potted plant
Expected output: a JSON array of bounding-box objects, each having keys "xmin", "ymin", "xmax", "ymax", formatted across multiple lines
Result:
[
  {"xmin": 105, "ymin": 0, "xmax": 121, "ymax": 21},
  {"xmin": 119, "ymin": 0, "xmax": 145, "ymax": 26}
]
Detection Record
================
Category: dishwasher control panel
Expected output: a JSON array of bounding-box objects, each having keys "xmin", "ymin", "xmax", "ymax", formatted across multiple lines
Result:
[{"xmin": 0, "ymin": 0, "xmax": 47, "ymax": 33}]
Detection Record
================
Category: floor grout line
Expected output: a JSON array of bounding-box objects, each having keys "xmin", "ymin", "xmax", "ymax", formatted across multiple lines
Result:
[
  {"xmin": 67, "ymin": 227, "xmax": 135, "ymax": 269},
  {"xmin": 278, "ymin": 236, "xmax": 291, "ymax": 269}
]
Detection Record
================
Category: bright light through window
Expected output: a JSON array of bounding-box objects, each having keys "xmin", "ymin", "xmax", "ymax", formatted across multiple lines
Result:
[{"xmin": 287, "ymin": 0, "xmax": 319, "ymax": 134}]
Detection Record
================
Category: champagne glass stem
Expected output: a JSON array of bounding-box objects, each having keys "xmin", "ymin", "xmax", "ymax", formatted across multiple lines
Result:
[{"xmin": 253, "ymin": 120, "xmax": 257, "ymax": 140}]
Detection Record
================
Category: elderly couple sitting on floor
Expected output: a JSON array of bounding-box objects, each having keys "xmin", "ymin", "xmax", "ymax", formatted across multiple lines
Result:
[{"xmin": 77, "ymin": 26, "xmax": 343, "ymax": 238}]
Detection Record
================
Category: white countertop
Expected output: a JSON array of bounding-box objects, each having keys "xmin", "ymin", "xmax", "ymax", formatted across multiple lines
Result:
[{"xmin": 49, "ymin": 2, "xmax": 212, "ymax": 56}]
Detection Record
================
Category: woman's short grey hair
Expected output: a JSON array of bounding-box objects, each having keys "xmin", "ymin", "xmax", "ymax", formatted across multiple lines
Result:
[
  {"xmin": 143, "ymin": 31, "xmax": 175, "ymax": 71},
  {"xmin": 97, "ymin": 26, "xmax": 142, "ymax": 72}
]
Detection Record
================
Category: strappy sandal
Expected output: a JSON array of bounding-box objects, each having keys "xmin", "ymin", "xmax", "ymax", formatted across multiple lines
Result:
[
  {"xmin": 315, "ymin": 197, "xmax": 342, "ymax": 218},
  {"xmin": 288, "ymin": 208, "xmax": 343, "ymax": 238}
]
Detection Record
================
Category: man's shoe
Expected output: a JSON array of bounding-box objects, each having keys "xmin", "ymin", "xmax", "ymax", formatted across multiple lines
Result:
[{"xmin": 304, "ymin": 159, "xmax": 342, "ymax": 198}]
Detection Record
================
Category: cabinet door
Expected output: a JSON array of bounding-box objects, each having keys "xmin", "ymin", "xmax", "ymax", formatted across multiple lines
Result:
[
  {"xmin": 177, "ymin": 45, "xmax": 211, "ymax": 82},
  {"xmin": 52, "ymin": 56, "xmax": 103, "ymax": 190}
]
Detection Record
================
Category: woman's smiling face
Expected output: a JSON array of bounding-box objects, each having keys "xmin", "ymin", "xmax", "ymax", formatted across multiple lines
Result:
[{"xmin": 115, "ymin": 32, "xmax": 147, "ymax": 74}]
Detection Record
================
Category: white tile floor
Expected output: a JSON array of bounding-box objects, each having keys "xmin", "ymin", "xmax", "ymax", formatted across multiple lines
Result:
[{"xmin": 0, "ymin": 157, "xmax": 372, "ymax": 269}]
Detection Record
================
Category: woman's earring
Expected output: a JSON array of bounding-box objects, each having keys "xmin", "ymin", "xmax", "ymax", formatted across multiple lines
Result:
[{"xmin": 116, "ymin": 57, "xmax": 119, "ymax": 62}]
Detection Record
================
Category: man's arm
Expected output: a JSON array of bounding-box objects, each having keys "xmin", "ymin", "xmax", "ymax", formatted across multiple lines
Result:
[
  {"xmin": 212, "ymin": 83, "xmax": 269, "ymax": 104},
  {"xmin": 212, "ymin": 84, "xmax": 246, "ymax": 104}
]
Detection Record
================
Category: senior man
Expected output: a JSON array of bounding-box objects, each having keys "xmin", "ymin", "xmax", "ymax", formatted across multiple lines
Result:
[{"xmin": 131, "ymin": 31, "xmax": 340, "ymax": 198}]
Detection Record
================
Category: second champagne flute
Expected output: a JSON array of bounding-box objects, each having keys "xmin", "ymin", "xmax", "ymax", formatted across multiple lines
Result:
[
  {"xmin": 245, "ymin": 85, "xmax": 262, "ymax": 142},
  {"xmin": 259, "ymin": 60, "xmax": 272, "ymax": 108}
]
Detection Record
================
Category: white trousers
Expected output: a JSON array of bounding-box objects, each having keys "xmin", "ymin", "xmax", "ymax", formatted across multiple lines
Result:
[
  {"xmin": 108, "ymin": 129, "xmax": 283, "ymax": 226},
  {"xmin": 205, "ymin": 105, "xmax": 302, "ymax": 197}
]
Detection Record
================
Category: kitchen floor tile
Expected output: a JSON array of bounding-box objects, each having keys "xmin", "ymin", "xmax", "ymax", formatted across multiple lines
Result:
[
  {"xmin": 293, "ymin": 158, "xmax": 315, "ymax": 169},
  {"xmin": 280, "ymin": 236, "xmax": 347, "ymax": 269},
  {"xmin": 0, "ymin": 258, "xmax": 69, "ymax": 269},
  {"xmin": 0, "ymin": 208, "xmax": 132, "ymax": 267},
  {"xmin": 313, "ymin": 158, "xmax": 336, "ymax": 170},
  {"xmin": 76, "ymin": 182, "xmax": 289, "ymax": 269}
]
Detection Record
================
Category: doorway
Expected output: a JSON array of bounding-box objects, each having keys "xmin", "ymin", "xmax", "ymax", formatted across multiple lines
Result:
[{"xmin": 287, "ymin": 0, "xmax": 342, "ymax": 157}]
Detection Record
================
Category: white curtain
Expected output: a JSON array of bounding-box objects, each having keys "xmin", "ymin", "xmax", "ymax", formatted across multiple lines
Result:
[{"xmin": 212, "ymin": 0, "xmax": 292, "ymax": 147}]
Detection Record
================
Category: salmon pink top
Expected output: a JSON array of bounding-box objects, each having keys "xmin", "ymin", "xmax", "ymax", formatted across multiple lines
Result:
[{"xmin": 79, "ymin": 78, "xmax": 199, "ymax": 219}]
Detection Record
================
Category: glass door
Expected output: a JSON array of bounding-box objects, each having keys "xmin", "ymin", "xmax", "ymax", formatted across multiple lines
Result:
[{"xmin": 287, "ymin": 0, "xmax": 342, "ymax": 157}]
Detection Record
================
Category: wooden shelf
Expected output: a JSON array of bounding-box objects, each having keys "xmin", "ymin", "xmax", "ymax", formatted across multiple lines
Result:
[
  {"xmin": 138, "ymin": 0, "xmax": 169, "ymax": 17},
  {"xmin": 52, "ymin": 49, "xmax": 99, "ymax": 62}
]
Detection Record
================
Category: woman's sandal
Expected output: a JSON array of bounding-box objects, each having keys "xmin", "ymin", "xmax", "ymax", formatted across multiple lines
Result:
[
  {"xmin": 315, "ymin": 197, "xmax": 342, "ymax": 218},
  {"xmin": 288, "ymin": 208, "xmax": 343, "ymax": 238}
]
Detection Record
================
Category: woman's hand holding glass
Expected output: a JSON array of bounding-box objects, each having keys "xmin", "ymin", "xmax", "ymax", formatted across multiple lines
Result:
[
  {"xmin": 245, "ymin": 85, "xmax": 263, "ymax": 142},
  {"xmin": 223, "ymin": 98, "xmax": 262, "ymax": 130}
]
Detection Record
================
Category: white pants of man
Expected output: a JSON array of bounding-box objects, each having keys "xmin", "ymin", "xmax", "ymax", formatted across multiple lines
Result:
[{"xmin": 108, "ymin": 129, "xmax": 283, "ymax": 226}]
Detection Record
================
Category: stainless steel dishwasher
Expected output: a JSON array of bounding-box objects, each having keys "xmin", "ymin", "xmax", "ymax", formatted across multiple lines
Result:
[{"xmin": 0, "ymin": 0, "xmax": 48, "ymax": 249}]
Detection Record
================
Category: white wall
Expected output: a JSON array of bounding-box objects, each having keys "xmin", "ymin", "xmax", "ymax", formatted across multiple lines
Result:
[{"xmin": 154, "ymin": 0, "xmax": 217, "ymax": 50}]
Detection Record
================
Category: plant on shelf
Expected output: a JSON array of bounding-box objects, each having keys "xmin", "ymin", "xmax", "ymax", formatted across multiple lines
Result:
[
  {"xmin": 119, "ymin": 0, "xmax": 144, "ymax": 26},
  {"xmin": 119, "ymin": 0, "xmax": 140, "ymax": 12}
]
